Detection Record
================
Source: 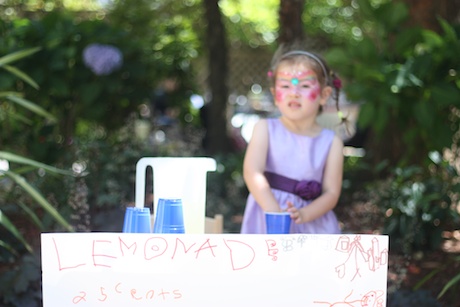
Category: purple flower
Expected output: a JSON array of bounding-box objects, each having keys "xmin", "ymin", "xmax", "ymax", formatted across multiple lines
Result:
[
  {"xmin": 83, "ymin": 43, "xmax": 123, "ymax": 76},
  {"xmin": 294, "ymin": 180, "xmax": 321, "ymax": 200}
]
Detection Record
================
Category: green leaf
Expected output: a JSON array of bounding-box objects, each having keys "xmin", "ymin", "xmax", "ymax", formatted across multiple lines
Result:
[
  {"xmin": 0, "ymin": 91, "xmax": 25, "ymax": 98},
  {"xmin": 2, "ymin": 65, "xmax": 39, "ymax": 90},
  {"xmin": 49, "ymin": 76, "xmax": 70, "ymax": 96},
  {"xmin": 438, "ymin": 272, "xmax": 460, "ymax": 298},
  {"xmin": 0, "ymin": 47, "xmax": 41, "ymax": 67},
  {"xmin": 413, "ymin": 101, "xmax": 433, "ymax": 128},
  {"xmin": 0, "ymin": 240, "xmax": 20, "ymax": 256},
  {"xmin": 374, "ymin": 104, "xmax": 388, "ymax": 134},
  {"xmin": 394, "ymin": 28, "xmax": 424, "ymax": 55},
  {"xmin": 438, "ymin": 18, "xmax": 459, "ymax": 44},
  {"xmin": 5, "ymin": 95, "xmax": 57, "ymax": 123},
  {"xmin": 80, "ymin": 82, "xmax": 102, "ymax": 105},
  {"xmin": 430, "ymin": 83, "xmax": 460, "ymax": 107},
  {"xmin": 421, "ymin": 30, "xmax": 443, "ymax": 49},
  {"xmin": 352, "ymin": 37, "xmax": 378, "ymax": 62},
  {"xmin": 411, "ymin": 53, "xmax": 433, "ymax": 79},
  {"xmin": 357, "ymin": 102, "xmax": 375, "ymax": 128},
  {"xmin": 356, "ymin": 0, "xmax": 374, "ymax": 19},
  {"xmin": 374, "ymin": 2, "xmax": 408, "ymax": 31},
  {"xmin": 1, "ymin": 107, "xmax": 33, "ymax": 125},
  {"xmin": 17, "ymin": 201, "xmax": 45, "ymax": 230},
  {"xmin": 0, "ymin": 209, "xmax": 33, "ymax": 253},
  {"xmin": 3, "ymin": 171, "xmax": 74, "ymax": 232},
  {"xmin": 0, "ymin": 151, "xmax": 74, "ymax": 176},
  {"xmin": 325, "ymin": 48, "xmax": 350, "ymax": 71}
]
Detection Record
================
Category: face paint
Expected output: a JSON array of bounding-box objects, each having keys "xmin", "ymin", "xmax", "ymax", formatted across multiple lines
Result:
[
  {"xmin": 277, "ymin": 70, "xmax": 317, "ymax": 82},
  {"xmin": 275, "ymin": 69, "xmax": 321, "ymax": 103}
]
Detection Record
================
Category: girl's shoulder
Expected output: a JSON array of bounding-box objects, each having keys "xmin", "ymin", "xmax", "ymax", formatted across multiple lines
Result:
[
  {"xmin": 264, "ymin": 117, "xmax": 281, "ymax": 128},
  {"xmin": 255, "ymin": 117, "xmax": 278, "ymax": 130},
  {"xmin": 320, "ymin": 128, "xmax": 343, "ymax": 146}
]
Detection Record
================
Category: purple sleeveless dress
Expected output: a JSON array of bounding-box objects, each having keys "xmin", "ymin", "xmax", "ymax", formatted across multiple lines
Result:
[{"xmin": 240, "ymin": 118, "xmax": 341, "ymax": 234}]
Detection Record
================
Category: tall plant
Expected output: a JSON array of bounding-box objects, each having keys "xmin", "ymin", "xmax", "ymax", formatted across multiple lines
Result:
[{"xmin": 0, "ymin": 48, "xmax": 73, "ymax": 256}]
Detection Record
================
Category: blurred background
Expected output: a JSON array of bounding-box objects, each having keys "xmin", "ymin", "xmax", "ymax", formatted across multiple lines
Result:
[{"xmin": 1, "ymin": 0, "xmax": 460, "ymax": 305}]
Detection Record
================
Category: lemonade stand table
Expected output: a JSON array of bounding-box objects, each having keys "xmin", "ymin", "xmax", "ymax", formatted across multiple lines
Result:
[{"xmin": 41, "ymin": 233, "xmax": 389, "ymax": 306}]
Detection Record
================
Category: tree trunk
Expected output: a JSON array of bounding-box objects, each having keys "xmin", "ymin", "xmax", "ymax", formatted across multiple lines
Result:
[
  {"xmin": 202, "ymin": 0, "xmax": 232, "ymax": 154},
  {"xmin": 402, "ymin": 0, "xmax": 460, "ymax": 32},
  {"xmin": 278, "ymin": 0, "xmax": 306, "ymax": 44}
]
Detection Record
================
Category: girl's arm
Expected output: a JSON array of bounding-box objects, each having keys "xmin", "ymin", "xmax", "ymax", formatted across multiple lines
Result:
[
  {"xmin": 243, "ymin": 119, "xmax": 281, "ymax": 212},
  {"xmin": 288, "ymin": 135, "xmax": 344, "ymax": 223}
]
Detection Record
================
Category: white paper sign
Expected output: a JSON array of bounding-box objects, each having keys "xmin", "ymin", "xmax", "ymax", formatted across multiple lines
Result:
[{"xmin": 41, "ymin": 233, "xmax": 388, "ymax": 306}]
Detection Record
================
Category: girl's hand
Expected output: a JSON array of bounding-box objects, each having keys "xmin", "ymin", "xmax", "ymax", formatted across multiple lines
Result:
[{"xmin": 286, "ymin": 201, "xmax": 303, "ymax": 224}]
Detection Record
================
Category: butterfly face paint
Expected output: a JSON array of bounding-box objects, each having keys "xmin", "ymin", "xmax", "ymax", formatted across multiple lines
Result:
[{"xmin": 274, "ymin": 69, "xmax": 321, "ymax": 103}]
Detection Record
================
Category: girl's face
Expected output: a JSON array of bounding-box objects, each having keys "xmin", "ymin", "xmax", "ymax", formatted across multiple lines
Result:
[{"xmin": 272, "ymin": 62, "xmax": 329, "ymax": 117}]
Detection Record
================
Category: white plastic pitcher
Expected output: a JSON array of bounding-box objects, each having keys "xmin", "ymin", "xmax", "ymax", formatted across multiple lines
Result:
[{"xmin": 135, "ymin": 157, "xmax": 216, "ymax": 234}]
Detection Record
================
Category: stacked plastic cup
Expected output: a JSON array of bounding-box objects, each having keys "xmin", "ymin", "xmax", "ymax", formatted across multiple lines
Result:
[
  {"xmin": 265, "ymin": 212, "xmax": 291, "ymax": 234},
  {"xmin": 122, "ymin": 207, "xmax": 151, "ymax": 233},
  {"xmin": 153, "ymin": 198, "xmax": 185, "ymax": 234}
]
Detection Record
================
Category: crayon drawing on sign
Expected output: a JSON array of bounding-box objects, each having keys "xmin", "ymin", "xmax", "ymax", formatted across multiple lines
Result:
[
  {"xmin": 334, "ymin": 235, "xmax": 388, "ymax": 281},
  {"xmin": 313, "ymin": 290, "xmax": 385, "ymax": 307}
]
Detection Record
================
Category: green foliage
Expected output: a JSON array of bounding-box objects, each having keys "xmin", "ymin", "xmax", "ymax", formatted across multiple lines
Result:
[
  {"xmin": 374, "ymin": 152, "xmax": 460, "ymax": 255},
  {"xmin": 220, "ymin": 0, "xmax": 279, "ymax": 46},
  {"xmin": 0, "ymin": 49, "xmax": 74, "ymax": 257},
  {"xmin": 0, "ymin": 11, "xmax": 152, "ymax": 162},
  {"xmin": 388, "ymin": 289, "xmax": 441, "ymax": 306},
  {"xmin": 437, "ymin": 255, "xmax": 460, "ymax": 300},
  {"xmin": 1, "ymin": 6, "xmax": 207, "ymax": 165},
  {"xmin": 106, "ymin": 0, "xmax": 202, "ymax": 101},
  {"xmin": 326, "ymin": 1, "xmax": 460, "ymax": 166},
  {"xmin": 0, "ymin": 46, "xmax": 75, "ymax": 306},
  {"xmin": 73, "ymin": 119, "xmax": 154, "ymax": 211},
  {"xmin": 0, "ymin": 47, "xmax": 56, "ymax": 130},
  {"xmin": 206, "ymin": 152, "xmax": 247, "ymax": 232},
  {"xmin": 0, "ymin": 254, "xmax": 42, "ymax": 307}
]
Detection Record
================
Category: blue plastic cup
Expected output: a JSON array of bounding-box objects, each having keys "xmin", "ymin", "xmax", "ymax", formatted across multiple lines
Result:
[
  {"xmin": 265, "ymin": 212, "xmax": 291, "ymax": 234},
  {"xmin": 122, "ymin": 207, "xmax": 134, "ymax": 232},
  {"xmin": 153, "ymin": 198, "xmax": 166, "ymax": 233},
  {"xmin": 123, "ymin": 207, "xmax": 151, "ymax": 233},
  {"xmin": 153, "ymin": 198, "xmax": 185, "ymax": 234}
]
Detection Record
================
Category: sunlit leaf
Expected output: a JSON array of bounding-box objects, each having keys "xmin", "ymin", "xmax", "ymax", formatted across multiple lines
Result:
[
  {"xmin": 0, "ymin": 47, "xmax": 41, "ymax": 67},
  {"xmin": 0, "ymin": 151, "xmax": 73, "ymax": 176}
]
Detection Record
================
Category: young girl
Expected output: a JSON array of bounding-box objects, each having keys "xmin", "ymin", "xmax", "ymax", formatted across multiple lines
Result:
[{"xmin": 240, "ymin": 46, "xmax": 344, "ymax": 234}]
